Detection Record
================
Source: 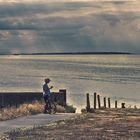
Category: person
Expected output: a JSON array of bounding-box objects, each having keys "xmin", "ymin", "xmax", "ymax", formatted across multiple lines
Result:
[{"xmin": 43, "ymin": 78, "xmax": 53, "ymax": 108}]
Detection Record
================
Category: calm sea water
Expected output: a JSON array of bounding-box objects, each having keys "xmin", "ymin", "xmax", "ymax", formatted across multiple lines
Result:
[{"xmin": 0, "ymin": 55, "xmax": 140, "ymax": 108}]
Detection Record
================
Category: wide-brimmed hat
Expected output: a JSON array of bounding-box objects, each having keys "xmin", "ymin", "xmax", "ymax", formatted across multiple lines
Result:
[{"xmin": 44, "ymin": 78, "xmax": 51, "ymax": 83}]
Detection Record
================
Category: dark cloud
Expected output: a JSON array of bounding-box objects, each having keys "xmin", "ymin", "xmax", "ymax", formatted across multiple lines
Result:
[
  {"xmin": 0, "ymin": 0, "xmax": 140, "ymax": 53},
  {"xmin": 0, "ymin": 3, "xmax": 62, "ymax": 18}
]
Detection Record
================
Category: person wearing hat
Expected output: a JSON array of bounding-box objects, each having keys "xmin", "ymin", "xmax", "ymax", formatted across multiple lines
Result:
[{"xmin": 43, "ymin": 78, "xmax": 53, "ymax": 105}]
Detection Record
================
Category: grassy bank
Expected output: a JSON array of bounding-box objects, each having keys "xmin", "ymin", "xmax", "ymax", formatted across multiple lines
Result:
[
  {"xmin": 0, "ymin": 101, "xmax": 68, "ymax": 121},
  {"xmin": 2, "ymin": 109, "xmax": 140, "ymax": 140}
]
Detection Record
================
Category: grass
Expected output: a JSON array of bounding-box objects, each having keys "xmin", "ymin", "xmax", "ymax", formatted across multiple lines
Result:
[
  {"xmin": 65, "ymin": 105, "xmax": 76, "ymax": 113},
  {"xmin": 0, "ymin": 101, "xmax": 66, "ymax": 121},
  {"xmin": 2, "ymin": 109, "xmax": 140, "ymax": 140}
]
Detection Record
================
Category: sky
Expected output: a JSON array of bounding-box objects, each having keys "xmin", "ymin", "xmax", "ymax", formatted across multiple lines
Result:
[{"xmin": 0, "ymin": 0, "xmax": 140, "ymax": 54}]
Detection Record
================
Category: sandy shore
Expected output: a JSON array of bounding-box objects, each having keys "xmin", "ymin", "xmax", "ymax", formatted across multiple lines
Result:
[{"xmin": 1, "ymin": 109, "xmax": 139, "ymax": 140}]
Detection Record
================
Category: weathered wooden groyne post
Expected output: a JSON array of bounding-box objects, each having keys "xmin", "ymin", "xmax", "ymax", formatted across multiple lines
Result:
[
  {"xmin": 121, "ymin": 103, "xmax": 125, "ymax": 108},
  {"xmin": 115, "ymin": 100, "xmax": 117, "ymax": 108},
  {"xmin": 97, "ymin": 95, "xmax": 101, "ymax": 109},
  {"xmin": 108, "ymin": 98, "xmax": 111, "ymax": 108},
  {"xmin": 94, "ymin": 92, "xmax": 97, "ymax": 109},
  {"xmin": 86, "ymin": 93, "xmax": 90, "ymax": 112},
  {"xmin": 103, "ymin": 97, "xmax": 106, "ymax": 108},
  {"xmin": 59, "ymin": 89, "xmax": 67, "ymax": 106}
]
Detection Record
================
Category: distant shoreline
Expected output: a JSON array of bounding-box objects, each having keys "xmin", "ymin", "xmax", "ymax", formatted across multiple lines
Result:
[{"xmin": 0, "ymin": 52, "xmax": 136, "ymax": 56}]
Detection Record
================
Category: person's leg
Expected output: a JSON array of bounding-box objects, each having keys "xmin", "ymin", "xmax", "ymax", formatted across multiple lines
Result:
[
  {"xmin": 47, "ymin": 95, "xmax": 52, "ymax": 108},
  {"xmin": 44, "ymin": 96, "xmax": 47, "ymax": 104},
  {"xmin": 44, "ymin": 95, "xmax": 49, "ymax": 113}
]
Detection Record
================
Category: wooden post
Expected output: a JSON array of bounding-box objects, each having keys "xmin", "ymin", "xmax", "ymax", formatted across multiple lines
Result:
[
  {"xmin": 108, "ymin": 98, "xmax": 111, "ymax": 108},
  {"xmin": 97, "ymin": 95, "xmax": 101, "ymax": 109},
  {"xmin": 86, "ymin": 93, "xmax": 90, "ymax": 112},
  {"xmin": 121, "ymin": 103, "xmax": 125, "ymax": 108},
  {"xmin": 94, "ymin": 92, "xmax": 97, "ymax": 109},
  {"xmin": 115, "ymin": 100, "xmax": 117, "ymax": 108},
  {"xmin": 103, "ymin": 97, "xmax": 106, "ymax": 108},
  {"xmin": 59, "ymin": 89, "xmax": 67, "ymax": 106}
]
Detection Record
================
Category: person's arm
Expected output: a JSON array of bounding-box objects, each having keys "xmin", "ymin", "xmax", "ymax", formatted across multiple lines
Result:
[
  {"xmin": 43, "ymin": 84, "xmax": 45, "ymax": 92},
  {"xmin": 49, "ymin": 86, "xmax": 53, "ymax": 89}
]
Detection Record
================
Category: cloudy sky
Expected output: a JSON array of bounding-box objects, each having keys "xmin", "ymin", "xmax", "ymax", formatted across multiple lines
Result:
[{"xmin": 0, "ymin": 0, "xmax": 140, "ymax": 54}]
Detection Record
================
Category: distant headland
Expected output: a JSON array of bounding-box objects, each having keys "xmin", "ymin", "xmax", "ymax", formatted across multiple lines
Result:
[
  {"xmin": 0, "ymin": 52, "xmax": 136, "ymax": 55},
  {"xmin": 11, "ymin": 52, "xmax": 134, "ymax": 55}
]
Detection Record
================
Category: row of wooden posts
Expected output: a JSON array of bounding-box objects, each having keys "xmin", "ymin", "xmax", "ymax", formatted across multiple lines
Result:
[{"xmin": 86, "ymin": 92, "xmax": 125, "ymax": 112}]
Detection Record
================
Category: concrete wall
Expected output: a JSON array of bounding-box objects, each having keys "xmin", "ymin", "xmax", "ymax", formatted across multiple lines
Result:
[{"xmin": 0, "ymin": 89, "xmax": 66, "ymax": 108}]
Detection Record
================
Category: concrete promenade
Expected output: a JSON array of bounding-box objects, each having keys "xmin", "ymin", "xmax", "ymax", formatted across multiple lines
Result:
[{"xmin": 0, "ymin": 113, "xmax": 75, "ymax": 134}]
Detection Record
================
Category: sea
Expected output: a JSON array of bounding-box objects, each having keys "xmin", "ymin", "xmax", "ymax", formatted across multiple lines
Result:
[{"xmin": 0, "ymin": 55, "xmax": 140, "ymax": 109}]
